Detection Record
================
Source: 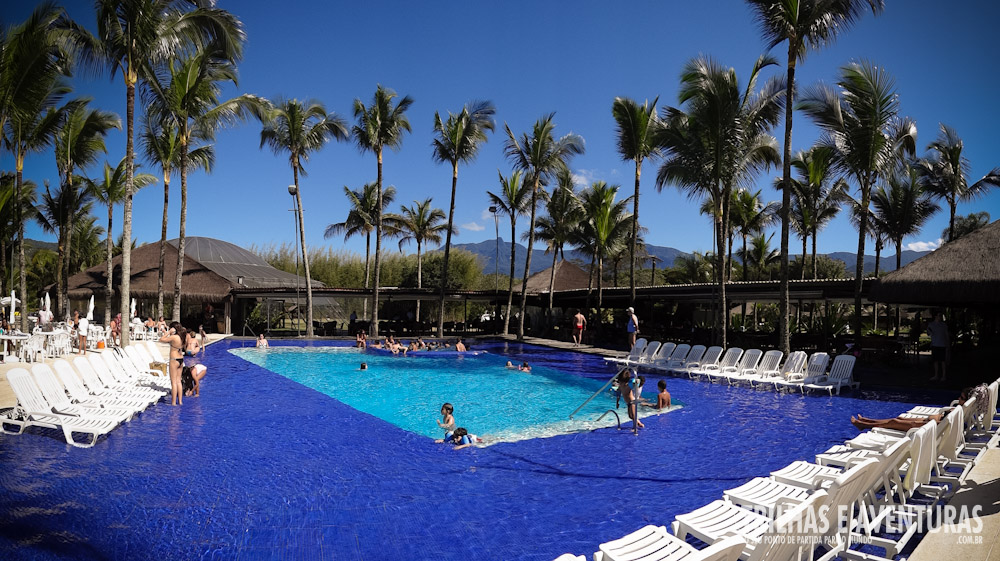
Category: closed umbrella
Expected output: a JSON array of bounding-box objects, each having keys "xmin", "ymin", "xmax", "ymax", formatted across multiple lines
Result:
[
  {"xmin": 130, "ymin": 298, "xmax": 136, "ymax": 318},
  {"xmin": 9, "ymin": 291, "xmax": 15, "ymax": 324},
  {"xmin": 45, "ymin": 292, "xmax": 50, "ymax": 313},
  {"xmin": 87, "ymin": 295, "xmax": 95, "ymax": 321}
]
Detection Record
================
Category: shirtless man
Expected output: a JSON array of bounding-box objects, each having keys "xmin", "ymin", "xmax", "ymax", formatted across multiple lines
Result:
[
  {"xmin": 455, "ymin": 339, "xmax": 467, "ymax": 352},
  {"xmin": 572, "ymin": 310, "xmax": 587, "ymax": 347}
]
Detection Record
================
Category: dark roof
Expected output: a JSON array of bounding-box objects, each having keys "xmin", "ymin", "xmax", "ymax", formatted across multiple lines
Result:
[
  {"xmin": 66, "ymin": 237, "xmax": 320, "ymax": 301},
  {"xmin": 524, "ymin": 260, "xmax": 591, "ymax": 294},
  {"xmin": 870, "ymin": 220, "xmax": 1000, "ymax": 305}
]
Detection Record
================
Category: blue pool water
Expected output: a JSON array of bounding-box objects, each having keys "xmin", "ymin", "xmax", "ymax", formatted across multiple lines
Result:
[
  {"xmin": 232, "ymin": 346, "xmax": 678, "ymax": 442},
  {"xmin": 0, "ymin": 339, "xmax": 955, "ymax": 560}
]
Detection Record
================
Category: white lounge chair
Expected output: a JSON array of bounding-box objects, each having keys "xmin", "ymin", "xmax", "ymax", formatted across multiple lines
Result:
[
  {"xmin": 86, "ymin": 354, "xmax": 165, "ymax": 401},
  {"xmin": 650, "ymin": 342, "xmax": 676, "ymax": 368},
  {"xmin": 1, "ymin": 368, "xmax": 119, "ymax": 448},
  {"xmin": 725, "ymin": 350, "xmax": 781, "ymax": 386},
  {"xmin": 30, "ymin": 364, "xmax": 134, "ymax": 424},
  {"xmin": 73, "ymin": 356, "xmax": 158, "ymax": 406},
  {"xmin": 802, "ymin": 355, "xmax": 858, "ymax": 395},
  {"xmin": 608, "ymin": 338, "xmax": 647, "ymax": 365},
  {"xmin": 666, "ymin": 345, "xmax": 704, "ymax": 374},
  {"xmin": 52, "ymin": 359, "xmax": 150, "ymax": 413},
  {"xmin": 689, "ymin": 347, "xmax": 742, "ymax": 380},
  {"xmin": 654, "ymin": 344, "xmax": 690, "ymax": 372},
  {"xmin": 772, "ymin": 352, "xmax": 829, "ymax": 391},
  {"xmin": 145, "ymin": 339, "xmax": 168, "ymax": 363},
  {"xmin": 747, "ymin": 351, "xmax": 806, "ymax": 389},
  {"xmin": 636, "ymin": 341, "xmax": 661, "ymax": 365},
  {"xmin": 595, "ymin": 526, "xmax": 745, "ymax": 561},
  {"xmin": 676, "ymin": 346, "xmax": 722, "ymax": 378},
  {"xmin": 103, "ymin": 351, "xmax": 170, "ymax": 393},
  {"xmin": 706, "ymin": 349, "xmax": 761, "ymax": 384}
]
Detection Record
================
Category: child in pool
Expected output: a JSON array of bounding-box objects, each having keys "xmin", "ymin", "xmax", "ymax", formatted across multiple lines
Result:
[
  {"xmin": 650, "ymin": 379, "xmax": 671, "ymax": 410},
  {"xmin": 518, "ymin": 362, "xmax": 531, "ymax": 372},
  {"xmin": 360, "ymin": 362, "xmax": 368, "ymax": 371},
  {"xmin": 505, "ymin": 360, "xmax": 517, "ymax": 369},
  {"xmin": 448, "ymin": 427, "xmax": 481, "ymax": 450},
  {"xmin": 435, "ymin": 403, "xmax": 455, "ymax": 439}
]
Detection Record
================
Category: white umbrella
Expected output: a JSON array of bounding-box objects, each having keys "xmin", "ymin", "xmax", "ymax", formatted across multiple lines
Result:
[
  {"xmin": 44, "ymin": 292, "xmax": 51, "ymax": 312},
  {"xmin": 86, "ymin": 295, "xmax": 95, "ymax": 321},
  {"xmin": 130, "ymin": 298, "xmax": 136, "ymax": 318},
  {"xmin": 9, "ymin": 290, "xmax": 15, "ymax": 324},
  {"xmin": 0, "ymin": 296, "xmax": 19, "ymax": 306}
]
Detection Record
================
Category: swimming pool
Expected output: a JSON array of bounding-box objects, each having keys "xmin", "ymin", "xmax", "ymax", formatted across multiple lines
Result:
[
  {"xmin": 231, "ymin": 345, "xmax": 677, "ymax": 443},
  {"xmin": 0, "ymin": 339, "xmax": 954, "ymax": 560}
]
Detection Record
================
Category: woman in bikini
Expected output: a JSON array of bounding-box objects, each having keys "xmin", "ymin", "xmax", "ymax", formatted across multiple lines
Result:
[{"xmin": 159, "ymin": 322, "xmax": 187, "ymax": 406}]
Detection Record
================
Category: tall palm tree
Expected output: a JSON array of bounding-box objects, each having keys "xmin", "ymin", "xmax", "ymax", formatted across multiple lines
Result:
[
  {"xmin": 799, "ymin": 61, "xmax": 916, "ymax": 337},
  {"xmin": 534, "ymin": 170, "xmax": 584, "ymax": 314},
  {"xmin": 738, "ymin": 232, "xmax": 780, "ymax": 281},
  {"xmin": 431, "ymin": 100, "xmax": 495, "ymax": 337},
  {"xmin": 1, "ymin": 2, "xmax": 72, "ymax": 330},
  {"xmin": 36, "ymin": 180, "xmax": 93, "ymax": 316},
  {"xmin": 87, "ymin": 158, "xmax": 156, "ymax": 325},
  {"xmin": 745, "ymin": 0, "xmax": 884, "ymax": 353},
  {"xmin": 656, "ymin": 54, "xmax": 784, "ymax": 347},
  {"xmin": 946, "ymin": 211, "xmax": 990, "ymax": 242},
  {"xmin": 789, "ymin": 146, "xmax": 849, "ymax": 279},
  {"xmin": 53, "ymin": 100, "xmax": 120, "ymax": 318},
  {"xmin": 503, "ymin": 114, "xmax": 585, "ymax": 339},
  {"xmin": 148, "ymin": 48, "xmax": 265, "ymax": 325},
  {"xmin": 668, "ymin": 252, "xmax": 714, "ymax": 284},
  {"xmin": 88, "ymin": 0, "xmax": 245, "ymax": 343},
  {"xmin": 68, "ymin": 215, "xmax": 106, "ymax": 274},
  {"xmin": 384, "ymin": 198, "xmax": 449, "ymax": 323},
  {"xmin": 576, "ymin": 181, "xmax": 632, "ymax": 315},
  {"xmin": 140, "ymin": 110, "xmax": 212, "ymax": 319},
  {"xmin": 260, "ymin": 97, "xmax": 346, "ymax": 335},
  {"xmin": 916, "ymin": 124, "xmax": 1000, "ymax": 242},
  {"xmin": 487, "ymin": 170, "xmax": 531, "ymax": 335},
  {"xmin": 325, "ymin": 183, "xmax": 397, "ymax": 319},
  {"xmin": 730, "ymin": 189, "xmax": 778, "ymax": 282},
  {"xmin": 612, "ymin": 96, "xmax": 661, "ymax": 306},
  {"xmin": 353, "ymin": 85, "xmax": 414, "ymax": 339}
]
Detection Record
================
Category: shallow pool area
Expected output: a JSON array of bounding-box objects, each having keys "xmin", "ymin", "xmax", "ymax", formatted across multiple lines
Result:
[{"xmin": 0, "ymin": 339, "xmax": 955, "ymax": 560}]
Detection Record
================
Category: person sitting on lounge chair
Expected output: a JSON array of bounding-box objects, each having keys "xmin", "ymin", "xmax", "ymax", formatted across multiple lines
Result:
[{"xmin": 851, "ymin": 413, "xmax": 944, "ymax": 431}]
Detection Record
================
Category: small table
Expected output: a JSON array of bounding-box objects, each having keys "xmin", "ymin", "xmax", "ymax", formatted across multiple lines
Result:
[{"xmin": 0, "ymin": 333, "xmax": 29, "ymax": 362}]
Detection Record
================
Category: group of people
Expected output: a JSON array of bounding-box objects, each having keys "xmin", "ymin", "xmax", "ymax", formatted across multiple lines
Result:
[
  {"xmin": 615, "ymin": 368, "xmax": 672, "ymax": 430},
  {"xmin": 568, "ymin": 306, "xmax": 640, "ymax": 349},
  {"xmin": 434, "ymin": 403, "xmax": 483, "ymax": 450},
  {"xmin": 359, "ymin": 333, "xmax": 469, "ymax": 354},
  {"xmin": 159, "ymin": 322, "xmax": 207, "ymax": 406}
]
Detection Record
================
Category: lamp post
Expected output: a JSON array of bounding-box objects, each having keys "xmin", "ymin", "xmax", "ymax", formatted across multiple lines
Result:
[
  {"xmin": 489, "ymin": 205, "xmax": 500, "ymax": 333},
  {"xmin": 289, "ymin": 185, "xmax": 301, "ymax": 337}
]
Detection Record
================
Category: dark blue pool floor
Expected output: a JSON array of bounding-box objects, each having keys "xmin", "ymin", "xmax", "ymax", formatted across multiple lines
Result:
[{"xmin": 0, "ymin": 340, "xmax": 954, "ymax": 561}]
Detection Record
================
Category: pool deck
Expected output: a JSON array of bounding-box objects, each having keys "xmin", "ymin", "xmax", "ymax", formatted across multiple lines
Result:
[{"xmin": 0, "ymin": 334, "xmax": 230, "ymax": 410}]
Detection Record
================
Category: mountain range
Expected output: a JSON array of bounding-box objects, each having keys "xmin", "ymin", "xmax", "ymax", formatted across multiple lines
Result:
[{"xmin": 451, "ymin": 238, "xmax": 930, "ymax": 278}]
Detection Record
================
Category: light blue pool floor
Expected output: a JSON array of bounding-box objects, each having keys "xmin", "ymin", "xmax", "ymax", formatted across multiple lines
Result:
[{"xmin": 0, "ymin": 340, "xmax": 953, "ymax": 560}]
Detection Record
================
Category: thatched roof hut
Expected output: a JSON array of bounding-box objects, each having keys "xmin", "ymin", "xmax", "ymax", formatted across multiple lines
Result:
[
  {"xmin": 66, "ymin": 237, "xmax": 320, "ymax": 300},
  {"xmin": 870, "ymin": 220, "xmax": 1000, "ymax": 305},
  {"xmin": 524, "ymin": 260, "xmax": 591, "ymax": 294}
]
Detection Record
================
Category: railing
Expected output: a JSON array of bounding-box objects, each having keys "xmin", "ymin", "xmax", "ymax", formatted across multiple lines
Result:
[
  {"xmin": 593, "ymin": 409, "xmax": 621, "ymax": 431},
  {"xmin": 569, "ymin": 367, "xmax": 627, "ymax": 419}
]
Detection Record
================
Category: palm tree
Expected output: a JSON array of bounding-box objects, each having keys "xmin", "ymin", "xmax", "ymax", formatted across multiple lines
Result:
[
  {"xmin": 612, "ymin": 96, "xmax": 661, "ymax": 307},
  {"xmin": 384, "ymin": 198, "xmax": 449, "ymax": 323},
  {"xmin": 87, "ymin": 159, "xmax": 156, "ymax": 325},
  {"xmin": 738, "ymin": 232, "xmax": 780, "ymax": 281},
  {"xmin": 88, "ymin": 0, "xmax": 245, "ymax": 343},
  {"xmin": 533, "ymin": 170, "xmax": 583, "ymax": 314},
  {"xmin": 577, "ymin": 181, "xmax": 632, "ymax": 318},
  {"xmin": 789, "ymin": 146, "xmax": 849, "ymax": 279},
  {"xmin": 730, "ymin": 189, "xmax": 778, "ymax": 282},
  {"xmin": 656, "ymin": 55, "xmax": 784, "ymax": 347},
  {"xmin": 53, "ymin": 100, "xmax": 120, "ymax": 318},
  {"xmin": 140, "ymin": 110, "xmax": 212, "ymax": 319},
  {"xmin": 1, "ymin": 2, "xmax": 72, "ymax": 330},
  {"xmin": 36, "ymin": 180, "xmax": 93, "ymax": 316},
  {"xmin": 916, "ymin": 124, "xmax": 1000, "ymax": 242},
  {"xmin": 487, "ymin": 170, "xmax": 531, "ymax": 335},
  {"xmin": 668, "ymin": 252, "xmax": 713, "ymax": 284},
  {"xmin": 353, "ymin": 85, "xmax": 414, "ymax": 339},
  {"xmin": 148, "ymin": 49, "xmax": 264, "ymax": 325},
  {"xmin": 745, "ymin": 0, "xmax": 884, "ymax": 353},
  {"xmin": 431, "ymin": 100, "xmax": 496, "ymax": 337},
  {"xmin": 798, "ymin": 61, "xmax": 917, "ymax": 337},
  {"xmin": 325, "ymin": 183, "xmax": 397, "ymax": 319},
  {"xmin": 946, "ymin": 211, "xmax": 990, "ymax": 242},
  {"xmin": 503, "ymin": 114, "xmax": 585, "ymax": 339},
  {"xmin": 260, "ymin": 98, "xmax": 346, "ymax": 335},
  {"xmin": 871, "ymin": 165, "xmax": 938, "ymax": 334}
]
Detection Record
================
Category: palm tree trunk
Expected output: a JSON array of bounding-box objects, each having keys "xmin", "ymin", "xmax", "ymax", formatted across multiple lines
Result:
[
  {"xmin": 547, "ymin": 249, "xmax": 558, "ymax": 313},
  {"xmin": 293, "ymin": 162, "xmax": 315, "ymax": 338},
  {"xmin": 853, "ymin": 177, "xmax": 872, "ymax": 338},
  {"xmin": 503, "ymin": 219, "xmax": 516, "ymax": 335},
  {"xmin": 120, "ymin": 80, "xmax": 135, "ymax": 346},
  {"xmin": 372, "ymin": 150, "xmax": 384, "ymax": 339},
  {"xmin": 740, "ymin": 233, "xmax": 748, "ymax": 324},
  {"xmin": 517, "ymin": 176, "xmax": 540, "ymax": 340},
  {"xmin": 55, "ymin": 232, "xmax": 65, "ymax": 320},
  {"xmin": 416, "ymin": 241, "xmax": 422, "ymax": 323},
  {"xmin": 801, "ymin": 236, "xmax": 807, "ymax": 281},
  {"xmin": 63, "ymin": 174, "xmax": 76, "ymax": 319},
  {"xmin": 157, "ymin": 174, "xmax": 170, "ymax": 319},
  {"xmin": 629, "ymin": 159, "xmax": 640, "ymax": 307},
  {"xmin": 811, "ymin": 230, "xmax": 818, "ymax": 280},
  {"xmin": 104, "ymin": 203, "xmax": 114, "ymax": 326},
  {"xmin": 172, "ymin": 138, "xmax": 188, "ymax": 324},
  {"xmin": 948, "ymin": 196, "xmax": 956, "ymax": 242},
  {"xmin": 437, "ymin": 162, "xmax": 459, "ymax": 338},
  {"xmin": 16, "ymin": 162, "xmax": 28, "ymax": 332},
  {"xmin": 894, "ymin": 240, "xmax": 902, "ymax": 337},
  {"xmin": 363, "ymin": 232, "xmax": 370, "ymax": 319},
  {"xmin": 715, "ymin": 209, "xmax": 727, "ymax": 349},
  {"xmin": 777, "ymin": 46, "xmax": 797, "ymax": 355}
]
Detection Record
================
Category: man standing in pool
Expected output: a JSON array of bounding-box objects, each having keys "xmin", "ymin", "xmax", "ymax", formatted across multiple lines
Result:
[
  {"xmin": 572, "ymin": 310, "xmax": 586, "ymax": 347},
  {"xmin": 625, "ymin": 307, "xmax": 639, "ymax": 348}
]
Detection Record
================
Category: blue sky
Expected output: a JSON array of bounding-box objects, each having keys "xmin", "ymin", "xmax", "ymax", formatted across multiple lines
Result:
[{"xmin": 9, "ymin": 0, "xmax": 1000, "ymax": 259}]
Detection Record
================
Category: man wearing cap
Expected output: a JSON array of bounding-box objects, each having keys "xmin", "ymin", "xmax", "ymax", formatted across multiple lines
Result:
[{"xmin": 626, "ymin": 307, "xmax": 639, "ymax": 348}]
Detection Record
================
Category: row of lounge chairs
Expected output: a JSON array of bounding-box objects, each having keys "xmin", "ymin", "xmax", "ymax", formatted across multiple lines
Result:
[
  {"xmin": 608, "ymin": 339, "xmax": 858, "ymax": 395},
  {"xmin": 1, "ymin": 341, "xmax": 171, "ymax": 448},
  {"xmin": 555, "ymin": 378, "xmax": 1000, "ymax": 561}
]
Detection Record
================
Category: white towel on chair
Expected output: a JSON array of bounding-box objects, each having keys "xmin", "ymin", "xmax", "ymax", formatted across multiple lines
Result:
[
  {"xmin": 940, "ymin": 407, "xmax": 964, "ymax": 461},
  {"xmin": 904, "ymin": 421, "xmax": 935, "ymax": 491}
]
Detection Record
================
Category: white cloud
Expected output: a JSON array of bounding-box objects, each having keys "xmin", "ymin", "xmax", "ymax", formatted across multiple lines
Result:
[
  {"xmin": 480, "ymin": 208, "xmax": 494, "ymax": 220},
  {"xmin": 460, "ymin": 222, "xmax": 485, "ymax": 233},
  {"xmin": 571, "ymin": 168, "xmax": 598, "ymax": 187},
  {"xmin": 904, "ymin": 238, "xmax": 942, "ymax": 252}
]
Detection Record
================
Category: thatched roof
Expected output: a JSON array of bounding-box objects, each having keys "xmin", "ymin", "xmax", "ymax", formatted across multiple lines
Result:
[
  {"xmin": 66, "ymin": 237, "xmax": 320, "ymax": 301},
  {"xmin": 870, "ymin": 220, "xmax": 1000, "ymax": 305},
  {"xmin": 524, "ymin": 260, "xmax": 591, "ymax": 294}
]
